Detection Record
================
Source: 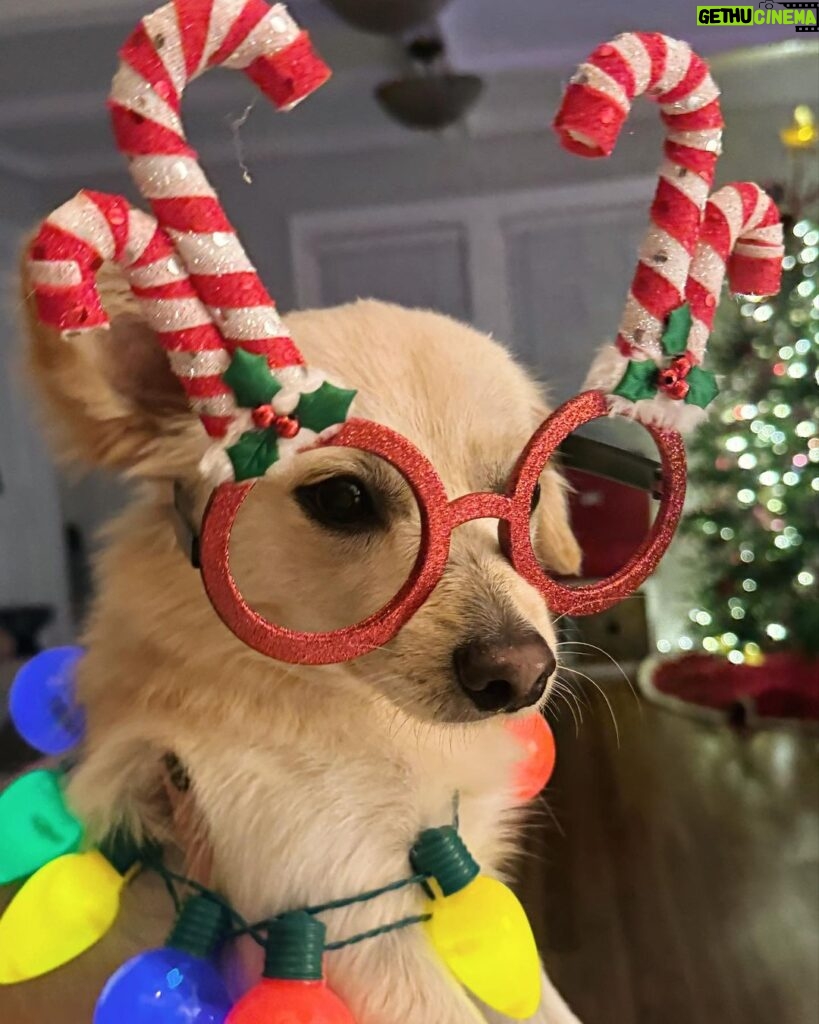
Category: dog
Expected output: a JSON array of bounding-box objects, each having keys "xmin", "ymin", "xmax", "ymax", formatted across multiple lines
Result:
[{"xmin": 3, "ymin": 259, "xmax": 583, "ymax": 1024}]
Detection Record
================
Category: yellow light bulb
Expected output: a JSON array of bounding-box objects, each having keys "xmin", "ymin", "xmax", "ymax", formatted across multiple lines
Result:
[
  {"xmin": 425, "ymin": 874, "xmax": 540, "ymax": 1018},
  {"xmin": 411, "ymin": 826, "xmax": 541, "ymax": 1019},
  {"xmin": 743, "ymin": 643, "xmax": 765, "ymax": 667},
  {"xmin": 0, "ymin": 850, "xmax": 128, "ymax": 984},
  {"xmin": 780, "ymin": 105, "xmax": 817, "ymax": 150}
]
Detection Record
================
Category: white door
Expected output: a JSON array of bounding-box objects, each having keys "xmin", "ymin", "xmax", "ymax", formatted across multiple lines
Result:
[{"xmin": 291, "ymin": 177, "xmax": 655, "ymax": 399}]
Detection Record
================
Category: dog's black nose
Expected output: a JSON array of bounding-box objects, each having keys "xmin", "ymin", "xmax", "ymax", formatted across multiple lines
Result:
[{"xmin": 453, "ymin": 630, "xmax": 556, "ymax": 713}]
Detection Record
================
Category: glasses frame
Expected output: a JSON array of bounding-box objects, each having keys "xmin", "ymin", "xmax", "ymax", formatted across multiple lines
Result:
[{"xmin": 198, "ymin": 390, "xmax": 687, "ymax": 665}]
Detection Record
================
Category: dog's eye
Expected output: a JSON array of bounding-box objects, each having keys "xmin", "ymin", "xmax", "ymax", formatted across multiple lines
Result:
[
  {"xmin": 295, "ymin": 475, "xmax": 381, "ymax": 532},
  {"xmin": 530, "ymin": 482, "xmax": 542, "ymax": 512}
]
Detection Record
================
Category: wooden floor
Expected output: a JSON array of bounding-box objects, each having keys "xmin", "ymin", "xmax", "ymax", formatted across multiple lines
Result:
[{"xmin": 516, "ymin": 672, "xmax": 819, "ymax": 1024}]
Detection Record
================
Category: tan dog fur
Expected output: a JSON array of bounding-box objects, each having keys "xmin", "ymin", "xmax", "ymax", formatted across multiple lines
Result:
[{"xmin": 3, "ymin": 262, "xmax": 583, "ymax": 1024}]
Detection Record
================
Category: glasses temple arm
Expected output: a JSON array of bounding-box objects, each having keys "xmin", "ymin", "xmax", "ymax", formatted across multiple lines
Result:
[
  {"xmin": 173, "ymin": 482, "xmax": 201, "ymax": 570},
  {"xmin": 556, "ymin": 435, "xmax": 666, "ymax": 499}
]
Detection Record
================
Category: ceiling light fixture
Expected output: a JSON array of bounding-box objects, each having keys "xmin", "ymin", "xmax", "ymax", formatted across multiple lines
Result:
[
  {"xmin": 322, "ymin": 0, "xmax": 451, "ymax": 35},
  {"xmin": 375, "ymin": 37, "xmax": 484, "ymax": 131}
]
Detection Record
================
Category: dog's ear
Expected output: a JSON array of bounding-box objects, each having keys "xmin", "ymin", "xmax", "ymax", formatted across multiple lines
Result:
[
  {"xmin": 534, "ymin": 465, "xmax": 582, "ymax": 576},
  {"xmin": 21, "ymin": 249, "xmax": 202, "ymax": 475}
]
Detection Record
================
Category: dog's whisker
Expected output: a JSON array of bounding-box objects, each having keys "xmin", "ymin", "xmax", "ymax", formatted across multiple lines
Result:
[
  {"xmin": 553, "ymin": 674, "xmax": 587, "ymax": 713},
  {"xmin": 524, "ymin": 795, "xmax": 565, "ymax": 840},
  {"xmin": 554, "ymin": 669, "xmax": 589, "ymax": 705},
  {"xmin": 515, "ymin": 811, "xmax": 563, "ymax": 846},
  {"xmin": 550, "ymin": 680, "xmax": 582, "ymax": 735},
  {"xmin": 559, "ymin": 664, "xmax": 621, "ymax": 748},
  {"xmin": 557, "ymin": 688, "xmax": 586, "ymax": 734},
  {"xmin": 542, "ymin": 693, "xmax": 564, "ymax": 731},
  {"xmin": 557, "ymin": 639, "xmax": 641, "ymax": 709}
]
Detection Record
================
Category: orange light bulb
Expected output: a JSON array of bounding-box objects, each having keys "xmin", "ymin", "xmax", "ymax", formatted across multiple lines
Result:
[{"xmin": 507, "ymin": 714, "xmax": 556, "ymax": 801}]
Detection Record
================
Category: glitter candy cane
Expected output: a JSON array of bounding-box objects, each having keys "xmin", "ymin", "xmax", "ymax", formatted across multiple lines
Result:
[
  {"xmin": 28, "ymin": 0, "xmax": 346, "ymax": 481},
  {"xmin": 29, "ymin": 191, "xmax": 243, "ymax": 439},
  {"xmin": 554, "ymin": 32, "xmax": 734, "ymax": 429},
  {"xmin": 108, "ymin": 0, "xmax": 328, "ymax": 367},
  {"xmin": 644, "ymin": 182, "xmax": 784, "ymax": 406},
  {"xmin": 686, "ymin": 182, "xmax": 783, "ymax": 360}
]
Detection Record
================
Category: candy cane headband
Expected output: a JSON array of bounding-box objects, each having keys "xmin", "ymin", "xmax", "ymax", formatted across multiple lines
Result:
[
  {"xmin": 554, "ymin": 32, "xmax": 784, "ymax": 430},
  {"xmin": 26, "ymin": 17, "xmax": 783, "ymax": 665},
  {"xmin": 29, "ymin": 0, "xmax": 352, "ymax": 484}
]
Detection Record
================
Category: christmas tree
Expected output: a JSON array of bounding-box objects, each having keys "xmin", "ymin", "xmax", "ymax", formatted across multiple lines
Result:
[{"xmin": 676, "ymin": 109, "xmax": 818, "ymax": 665}]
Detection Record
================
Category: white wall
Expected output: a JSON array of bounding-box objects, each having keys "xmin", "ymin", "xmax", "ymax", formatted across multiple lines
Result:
[{"xmin": 0, "ymin": 169, "xmax": 71, "ymax": 643}]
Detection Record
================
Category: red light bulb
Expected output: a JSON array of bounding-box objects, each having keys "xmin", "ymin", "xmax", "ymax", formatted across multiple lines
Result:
[
  {"xmin": 507, "ymin": 714, "xmax": 556, "ymax": 801},
  {"xmin": 226, "ymin": 913, "xmax": 355, "ymax": 1024},
  {"xmin": 227, "ymin": 978, "xmax": 354, "ymax": 1024}
]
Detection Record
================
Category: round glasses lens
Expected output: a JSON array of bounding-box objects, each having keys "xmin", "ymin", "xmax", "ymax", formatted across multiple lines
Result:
[
  {"xmin": 227, "ymin": 446, "xmax": 425, "ymax": 632},
  {"xmin": 529, "ymin": 418, "xmax": 663, "ymax": 587}
]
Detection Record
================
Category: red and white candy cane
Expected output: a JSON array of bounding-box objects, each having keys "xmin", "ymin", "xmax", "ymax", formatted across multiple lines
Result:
[
  {"xmin": 555, "ymin": 33, "xmax": 724, "ymax": 369},
  {"xmin": 28, "ymin": 0, "xmax": 330, "ymax": 442},
  {"xmin": 685, "ymin": 182, "xmax": 783, "ymax": 360},
  {"xmin": 554, "ymin": 33, "xmax": 783, "ymax": 427},
  {"xmin": 29, "ymin": 191, "xmax": 244, "ymax": 438}
]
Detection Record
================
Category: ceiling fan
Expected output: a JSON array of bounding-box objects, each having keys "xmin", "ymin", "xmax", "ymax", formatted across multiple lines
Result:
[
  {"xmin": 321, "ymin": 0, "xmax": 452, "ymax": 34},
  {"xmin": 375, "ymin": 36, "xmax": 483, "ymax": 131}
]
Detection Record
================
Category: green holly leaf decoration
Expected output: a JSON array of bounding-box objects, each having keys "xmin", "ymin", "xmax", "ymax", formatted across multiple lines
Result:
[
  {"xmin": 222, "ymin": 349, "xmax": 282, "ymax": 409},
  {"xmin": 225, "ymin": 428, "xmax": 280, "ymax": 482},
  {"xmin": 660, "ymin": 303, "xmax": 693, "ymax": 356},
  {"xmin": 612, "ymin": 359, "xmax": 658, "ymax": 402},
  {"xmin": 684, "ymin": 365, "xmax": 719, "ymax": 409},
  {"xmin": 296, "ymin": 382, "xmax": 357, "ymax": 433}
]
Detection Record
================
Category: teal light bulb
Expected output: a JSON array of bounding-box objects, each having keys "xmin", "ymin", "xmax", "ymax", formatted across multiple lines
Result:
[{"xmin": 0, "ymin": 770, "xmax": 83, "ymax": 886}]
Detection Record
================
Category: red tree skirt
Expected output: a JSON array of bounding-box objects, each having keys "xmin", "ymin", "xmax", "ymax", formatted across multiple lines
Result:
[{"xmin": 653, "ymin": 652, "xmax": 819, "ymax": 722}]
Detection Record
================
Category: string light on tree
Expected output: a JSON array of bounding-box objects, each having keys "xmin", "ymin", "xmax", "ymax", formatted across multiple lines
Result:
[
  {"xmin": 678, "ymin": 197, "xmax": 818, "ymax": 660},
  {"xmin": 780, "ymin": 105, "xmax": 817, "ymax": 150}
]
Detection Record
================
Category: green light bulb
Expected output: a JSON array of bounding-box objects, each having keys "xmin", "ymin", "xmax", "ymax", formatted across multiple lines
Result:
[{"xmin": 0, "ymin": 770, "xmax": 83, "ymax": 886}]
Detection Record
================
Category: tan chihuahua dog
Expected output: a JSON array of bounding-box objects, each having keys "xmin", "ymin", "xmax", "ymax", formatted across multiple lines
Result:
[{"xmin": 3, "ymin": 262, "xmax": 583, "ymax": 1024}]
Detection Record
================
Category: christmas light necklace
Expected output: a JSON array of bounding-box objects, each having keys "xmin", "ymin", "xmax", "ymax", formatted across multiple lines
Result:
[{"xmin": 0, "ymin": 650, "xmax": 556, "ymax": 1020}]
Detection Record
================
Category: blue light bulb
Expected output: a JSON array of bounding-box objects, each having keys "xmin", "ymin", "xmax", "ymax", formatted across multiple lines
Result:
[
  {"xmin": 94, "ymin": 896, "xmax": 233, "ymax": 1024},
  {"xmin": 9, "ymin": 647, "xmax": 86, "ymax": 755},
  {"xmin": 94, "ymin": 949, "xmax": 234, "ymax": 1023}
]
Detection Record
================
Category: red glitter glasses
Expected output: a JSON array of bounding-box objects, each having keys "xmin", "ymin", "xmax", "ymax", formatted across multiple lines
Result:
[{"xmin": 197, "ymin": 390, "xmax": 687, "ymax": 665}]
